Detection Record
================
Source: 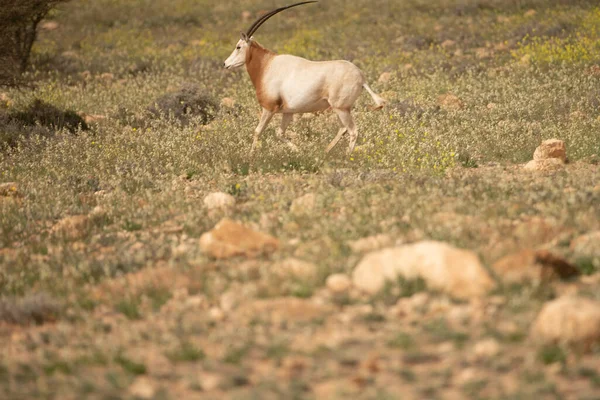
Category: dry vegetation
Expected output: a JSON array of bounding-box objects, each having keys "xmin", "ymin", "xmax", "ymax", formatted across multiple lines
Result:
[{"xmin": 1, "ymin": 0, "xmax": 600, "ymax": 398}]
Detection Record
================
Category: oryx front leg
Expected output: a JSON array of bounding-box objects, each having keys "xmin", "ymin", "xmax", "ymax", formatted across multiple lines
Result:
[
  {"xmin": 251, "ymin": 108, "xmax": 274, "ymax": 154},
  {"xmin": 333, "ymin": 108, "xmax": 358, "ymax": 155},
  {"xmin": 277, "ymin": 113, "xmax": 298, "ymax": 152}
]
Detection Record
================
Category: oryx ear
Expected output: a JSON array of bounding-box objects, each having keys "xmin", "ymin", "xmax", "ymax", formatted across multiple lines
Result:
[{"xmin": 241, "ymin": 32, "xmax": 248, "ymax": 42}]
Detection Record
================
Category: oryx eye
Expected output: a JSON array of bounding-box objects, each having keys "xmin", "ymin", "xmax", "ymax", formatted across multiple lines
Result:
[{"xmin": 236, "ymin": 46, "xmax": 241, "ymax": 50}]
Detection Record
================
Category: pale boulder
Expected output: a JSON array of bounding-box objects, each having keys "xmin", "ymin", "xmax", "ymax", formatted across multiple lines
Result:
[
  {"xmin": 473, "ymin": 338, "xmax": 500, "ymax": 359},
  {"xmin": 199, "ymin": 218, "xmax": 279, "ymax": 259},
  {"xmin": 352, "ymin": 241, "xmax": 495, "ymax": 299},
  {"xmin": 378, "ymin": 72, "xmax": 392, "ymax": 84},
  {"xmin": 437, "ymin": 94, "xmax": 464, "ymax": 111},
  {"xmin": 326, "ymin": 273, "xmax": 352, "ymax": 294},
  {"xmin": 523, "ymin": 158, "xmax": 564, "ymax": 172},
  {"xmin": 276, "ymin": 258, "xmax": 318, "ymax": 281},
  {"xmin": 128, "ymin": 377, "xmax": 156, "ymax": 399},
  {"xmin": 531, "ymin": 297, "xmax": 600, "ymax": 348},
  {"xmin": 533, "ymin": 139, "xmax": 566, "ymax": 162},
  {"xmin": 203, "ymin": 192, "xmax": 235, "ymax": 211}
]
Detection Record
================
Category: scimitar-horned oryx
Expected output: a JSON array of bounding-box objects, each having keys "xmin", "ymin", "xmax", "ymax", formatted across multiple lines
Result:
[{"xmin": 224, "ymin": 1, "xmax": 386, "ymax": 155}]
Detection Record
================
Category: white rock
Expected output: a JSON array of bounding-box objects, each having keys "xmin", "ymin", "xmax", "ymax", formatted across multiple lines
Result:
[
  {"xmin": 473, "ymin": 338, "xmax": 500, "ymax": 359},
  {"xmin": 203, "ymin": 192, "xmax": 235, "ymax": 211},
  {"xmin": 199, "ymin": 218, "xmax": 279, "ymax": 259},
  {"xmin": 326, "ymin": 274, "xmax": 352, "ymax": 294},
  {"xmin": 378, "ymin": 72, "xmax": 392, "ymax": 84},
  {"xmin": 198, "ymin": 371, "xmax": 222, "ymax": 391},
  {"xmin": 523, "ymin": 158, "xmax": 564, "ymax": 172},
  {"xmin": 208, "ymin": 307, "xmax": 225, "ymax": 322},
  {"xmin": 531, "ymin": 297, "xmax": 600, "ymax": 347},
  {"xmin": 533, "ymin": 139, "xmax": 566, "ymax": 162},
  {"xmin": 352, "ymin": 241, "xmax": 495, "ymax": 299},
  {"xmin": 128, "ymin": 377, "xmax": 156, "ymax": 399},
  {"xmin": 276, "ymin": 258, "xmax": 318, "ymax": 281}
]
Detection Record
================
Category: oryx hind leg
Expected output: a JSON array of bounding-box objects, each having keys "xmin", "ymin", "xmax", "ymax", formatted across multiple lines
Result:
[
  {"xmin": 331, "ymin": 108, "xmax": 357, "ymax": 155},
  {"xmin": 325, "ymin": 127, "xmax": 347, "ymax": 153}
]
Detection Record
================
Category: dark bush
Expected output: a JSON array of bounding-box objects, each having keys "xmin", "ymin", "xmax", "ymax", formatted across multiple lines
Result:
[
  {"xmin": 10, "ymin": 99, "xmax": 88, "ymax": 132},
  {"xmin": 0, "ymin": 292, "xmax": 62, "ymax": 325},
  {"xmin": 147, "ymin": 83, "xmax": 219, "ymax": 125},
  {"xmin": 0, "ymin": 0, "xmax": 70, "ymax": 87},
  {"xmin": 0, "ymin": 99, "xmax": 88, "ymax": 150}
]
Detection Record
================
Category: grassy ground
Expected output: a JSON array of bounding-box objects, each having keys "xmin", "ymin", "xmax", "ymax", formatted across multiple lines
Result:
[{"xmin": 1, "ymin": 0, "xmax": 600, "ymax": 398}]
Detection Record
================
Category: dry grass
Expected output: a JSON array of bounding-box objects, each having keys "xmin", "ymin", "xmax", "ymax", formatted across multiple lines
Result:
[{"xmin": 0, "ymin": 0, "xmax": 600, "ymax": 398}]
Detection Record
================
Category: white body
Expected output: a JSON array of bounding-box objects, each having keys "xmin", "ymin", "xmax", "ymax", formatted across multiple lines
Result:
[{"xmin": 224, "ymin": 38, "xmax": 385, "ymax": 154}]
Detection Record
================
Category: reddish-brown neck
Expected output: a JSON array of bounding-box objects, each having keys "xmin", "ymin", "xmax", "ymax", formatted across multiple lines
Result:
[{"xmin": 245, "ymin": 41, "xmax": 275, "ymax": 90}]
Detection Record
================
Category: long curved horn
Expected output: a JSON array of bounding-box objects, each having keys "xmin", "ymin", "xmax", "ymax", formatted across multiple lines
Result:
[{"xmin": 245, "ymin": 1, "xmax": 317, "ymax": 40}]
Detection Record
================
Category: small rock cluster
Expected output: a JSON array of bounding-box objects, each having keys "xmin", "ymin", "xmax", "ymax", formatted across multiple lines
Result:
[
  {"xmin": 524, "ymin": 138, "xmax": 567, "ymax": 171},
  {"xmin": 195, "ymin": 191, "xmax": 600, "ymax": 353}
]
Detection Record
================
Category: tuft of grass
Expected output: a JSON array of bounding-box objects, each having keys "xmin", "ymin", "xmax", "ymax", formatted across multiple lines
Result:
[
  {"xmin": 537, "ymin": 345, "xmax": 566, "ymax": 365},
  {"xmin": 387, "ymin": 332, "xmax": 415, "ymax": 350},
  {"xmin": 115, "ymin": 298, "xmax": 142, "ymax": 320},
  {"xmin": 114, "ymin": 354, "xmax": 147, "ymax": 375},
  {"xmin": 166, "ymin": 342, "xmax": 205, "ymax": 363}
]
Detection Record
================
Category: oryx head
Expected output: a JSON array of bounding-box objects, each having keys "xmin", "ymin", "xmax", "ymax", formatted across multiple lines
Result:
[{"xmin": 223, "ymin": 1, "xmax": 317, "ymax": 69}]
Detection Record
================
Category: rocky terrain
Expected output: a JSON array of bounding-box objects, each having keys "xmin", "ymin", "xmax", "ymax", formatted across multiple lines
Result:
[{"xmin": 1, "ymin": 0, "xmax": 600, "ymax": 398}]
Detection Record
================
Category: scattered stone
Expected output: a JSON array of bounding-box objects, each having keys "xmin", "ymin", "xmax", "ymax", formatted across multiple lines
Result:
[
  {"xmin": 533, "ymin": 139, "xmax": 566, "ymax": 162},
  {"xmin": 241, "ymin": 10, "xmax": 252, "ymax": 21},
  {"xmin": 326, "ymin": 273, "xmax": 352, "ymax": 294},
  {"xmin": 347, "ymin": 234, "xmax": 393, "ymax": 253},
  {"xmin": 352, "ymin": 241, "xmax": 495, "ymax": 299},
  {"xmin": 393, "ymin": 292, "xmax": 430, "ymax": 317},
  {"xmin": 220, "ymin": 97, "xmax": 236, "ymax": 108},
  {"xmin": 40, "ymin": 21, "xmax": 59, "ymax": 31},
  {"xmin": 475, "ymin": 47, "xmax": 491, "ymax": 59},
  {"xmin": 275, "ymin": 258, "xmax": 318, "ymax": 281},
  {"xmin": 99, "ymin": 72, "xmax": 114, "ymax": 82},
  {"xmin": 208, "ymin": 307, "xmax": 225, "ymax": 322},
  {"xmin": 523, "ymin": 158, "xmax": 564, "ymax": 172},
  {"xmin": 437, "ymin": 94, "xmax": 464, "ymax": 111},
  {"xmin": 82, "ymin": 114, "xmax": 107, "ymax": 124},
  {"xmin": 198, "ymin": 371, "xmax": 223, "ymax": 391},
  {"xmin": 378, "ymin": 72, "xmax": 392, "ymax": 84},
  {"xmin": 128, "ymin": 376, "xmax": 156, "ymax": 399},
  {"xmin": 492, "ymin": 249, "xmax": 579, "ymax": 283},
  {"xmin": 52, "ymin": 215, "xmax": 90, "ymax": 240},
  {"xmin": 237, "ymin": 297, "xmax": 332, "ymax": 324},
  {"xmin": 473, "ymin": 338, "xmax": 500, "ymax": 359},
  {"xmin": 486, "ymin": 102, "xmax": 497, "ymax": 110},
  {"xmin": 290, "ymin": 193, "xmax": 316, "ymax": 216},
  {"xmin": 199, "ymin": 218, "xmax": 279, "ymax": 259},
  {"xmin": 520, "ymin": 54, "xmax": 532, "ymax": 65},
  {"xmin": 440, "ymin": 40, "xmax": 456, "ymax": 48},
  {"xmin": 531, "ymin": 297, "xmax": 600, "ymax": 348},
  {"xmin": 524, "ymin": 9, "xmax": 537, "ymax": 17},
  {"xmin": 203, "ymin": 192, "xmax": 236, "ymax": 211},
  {"xmin": 570, "ymin": 110, "xmax": 586, "ymax": 120},
  {"xmin": 0, "ymin": 182, "xmax": 19, "ymax": 197}
]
